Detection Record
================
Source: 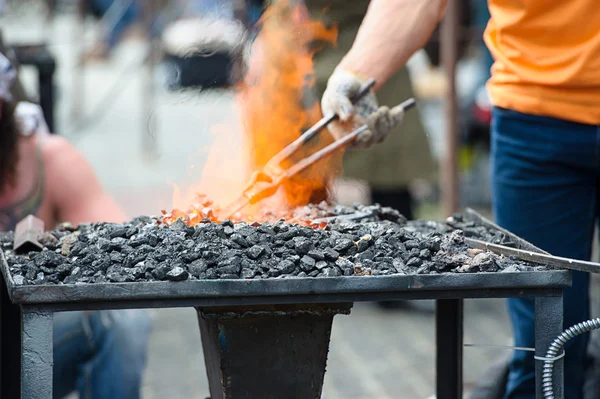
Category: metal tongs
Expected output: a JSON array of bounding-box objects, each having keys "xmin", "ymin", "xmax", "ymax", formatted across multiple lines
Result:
[{"xmin": 219, "ymin": 78, "xmax": 416, "ymax": 219}]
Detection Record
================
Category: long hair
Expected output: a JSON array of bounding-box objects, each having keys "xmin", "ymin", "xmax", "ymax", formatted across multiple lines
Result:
[{"xmin": 0, "ymin": 100, "xmax": 19, "ymax": 195}]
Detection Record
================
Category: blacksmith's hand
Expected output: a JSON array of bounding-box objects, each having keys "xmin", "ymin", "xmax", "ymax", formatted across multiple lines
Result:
[{"xmin": 321, "ymin": 69, "xmax": 404, "ymax": 149}]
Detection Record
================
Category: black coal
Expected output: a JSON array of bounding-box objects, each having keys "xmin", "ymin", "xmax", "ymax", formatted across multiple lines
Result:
[
  {"xmin": 0, "ymin": 213, "xmax": 545, "ymax": 286},
  {"xmin": 301, "ymin": 204, "xmax": 517, "ymax": 247},
  {"xmin": 406, "ymin": 213, "xmax": 517, "ymax": 247}
]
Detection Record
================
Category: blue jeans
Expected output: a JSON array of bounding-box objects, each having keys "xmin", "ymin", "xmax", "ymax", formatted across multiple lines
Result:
[
  {"xmin": 491, "ymin": 107, "xmax": 597, "ymax": 399},
  {"xmin": 53, "ymin": 310, "xmax": 151, "ymax": 399}
]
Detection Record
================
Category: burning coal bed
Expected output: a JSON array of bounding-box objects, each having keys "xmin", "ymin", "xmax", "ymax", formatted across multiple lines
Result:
[{"xmin": 0, "ymin": 206, "xmax": 544, "ymax": 286}]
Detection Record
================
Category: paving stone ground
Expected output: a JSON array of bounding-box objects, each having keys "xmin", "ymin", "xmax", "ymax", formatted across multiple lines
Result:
[
  {"xmin": 3, "ymin": 7, "xmax": 600, "ymax": 398},
  {"xmin": 139, "ymin": 300, "xmax": 512, "ymax": 399}
]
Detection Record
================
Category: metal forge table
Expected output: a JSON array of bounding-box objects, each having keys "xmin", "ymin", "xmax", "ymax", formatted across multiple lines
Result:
[
  {"xmin": 0, "ymin": 209, "xmax": 571, "ymax": 399},
  {"xmin": 0, "ymin": 264, "xmax": 569, "ymax": 399}
]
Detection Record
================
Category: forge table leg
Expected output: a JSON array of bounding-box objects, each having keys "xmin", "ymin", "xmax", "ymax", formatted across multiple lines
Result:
[
  {"xmin": 436, "ymin": 299, "xmax": 463, "ymax": 399},
  {"xmin": 1, "ymin": 273, "xmax": 21, "ymax": 399},
  {"xmin": 535, "ymin": 294, "xmax": 564, "ymax": 398},
  {"xmin": 21, "ymin": 308, "xmax": 53, "ymax": 399},
  {"xmin": 197, "ymin": 303, "xmax": 352, "ymax": 399}
]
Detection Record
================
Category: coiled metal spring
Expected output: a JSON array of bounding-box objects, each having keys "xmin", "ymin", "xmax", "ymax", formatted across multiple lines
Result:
[{"xmin": 543, "ymin": 318, "xmax": 600, "ymax": 398}]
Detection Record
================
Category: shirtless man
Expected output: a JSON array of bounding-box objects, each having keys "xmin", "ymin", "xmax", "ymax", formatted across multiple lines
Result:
[{"xmin": 0, "ymin": 52, "xmax": 151, "ymax": 399}]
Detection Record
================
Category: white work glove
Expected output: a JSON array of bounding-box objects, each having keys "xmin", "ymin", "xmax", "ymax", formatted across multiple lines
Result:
[{"xmin": 321, "ymin": 70, "xmax": 404, "ymax": 149}]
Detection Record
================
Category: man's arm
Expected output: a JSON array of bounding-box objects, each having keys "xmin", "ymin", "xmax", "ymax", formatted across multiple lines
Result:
[
  {"xmin": 319, "ymin": 0, "xmax": 447, "ymax": 147},
  {"xmin": 338, "ymin": 0, "xmax": 447, "ymax": 91},
  {"xmin": 41, "ymin": 136, "xmax": 127, "ymax": 226}
]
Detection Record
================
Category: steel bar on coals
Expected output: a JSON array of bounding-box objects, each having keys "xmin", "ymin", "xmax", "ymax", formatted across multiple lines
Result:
[
  {"xmin": 465, "ymin": 238, "xmax": 600, "ymax": 274},
  {"xmin": 463, "ymin": 208, "xmax": 548, "ymax": 254},
  {"xmin": 13, "ymin": 215, "xmax": 44, "ymax": 253}
]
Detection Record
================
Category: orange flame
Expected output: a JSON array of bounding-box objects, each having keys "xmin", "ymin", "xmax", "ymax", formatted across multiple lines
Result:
[
  {"xmin": 240, "ymin": 1, "xmax": 339, "ymax": 209},
  {"xmin": 165, "ymin": 0, "xmax": 340, "ymax": 226}
]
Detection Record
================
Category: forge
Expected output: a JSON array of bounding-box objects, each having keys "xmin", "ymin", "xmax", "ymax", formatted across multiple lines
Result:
[
  {"xmin": 0, "ymin": 207, "xmax": 569, "ymax": 399},
  {"xmin": 1, "ymin": 204, "xmax": 549, "ymax": 286}
]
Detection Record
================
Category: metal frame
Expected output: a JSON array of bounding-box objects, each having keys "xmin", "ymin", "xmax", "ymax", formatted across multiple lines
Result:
[
  {"xmin": 437, "ymin": 298, "xmax": 464, "ymax": 398},
  {"xmin": 0, "ymin": 247, "xmax": 569, "ymax": 398}
]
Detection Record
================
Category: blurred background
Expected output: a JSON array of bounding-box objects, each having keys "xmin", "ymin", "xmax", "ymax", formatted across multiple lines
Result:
[{"xmin": 0, "ymin": 0, "xmax": 567, "ymax": 398}]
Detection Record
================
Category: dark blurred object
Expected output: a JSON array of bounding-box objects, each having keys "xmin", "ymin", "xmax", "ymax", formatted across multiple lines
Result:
[
  {"xmin": 423, "ymin": 0, "xmax": 473, "ymax": 67},
  {"xmin": 463, "ymin": 85, "xmax": 491, "ymax": 148},
  {"xmin": 163, "ymin": 0, "xmax": 268, "ymax": 90},
  {"xmin": 246, "ymin": 0, "xmax": 266, "ymax": 25},
  {"xmin": 12, "ymin": 45, "xmax": 56, "ymax": 133},
  {"xmin": 88, "ymin": 0, "xmax": 105, "ymax": 18},
  {"xmin": 163, "ymin": 52, "xmax": 234, "ymax": 89},
  {"xmin": 0, "ymin": 31, "xmax": 56, "ymax": 133},
  {"xmin": 161, "ymin": 18, "xmax": 246, "ymax": 90},
  {"xmin": 0, "ymin": 32, "xmax": 30, "ymax": 104}
]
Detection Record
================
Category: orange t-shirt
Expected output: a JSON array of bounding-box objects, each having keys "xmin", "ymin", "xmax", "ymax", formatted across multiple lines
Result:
[{"xmin": 484, "ymin": 0, "xmax": 600, "ymax": 125}]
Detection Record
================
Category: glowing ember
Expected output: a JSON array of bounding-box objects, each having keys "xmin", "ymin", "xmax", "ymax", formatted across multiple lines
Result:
[
  {"xmin": 166, "ymin": 0, "xmax": 341, "ymax": 226},
  {"xmin": 160, "ymin": 193, "xmax": 332, "ymax": 229}
]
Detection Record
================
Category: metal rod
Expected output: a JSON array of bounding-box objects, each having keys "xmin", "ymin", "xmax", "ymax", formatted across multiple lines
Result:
[
  {"xmin": 233, "ymin": 98, "xmax": 417, "ymax": 210},
  {"xmin": 283, "ymin": 98, "xmax": 415, "ymax": 179},
  {"xmin": 440, "ymin": 0, "xmax": 460, "ymax": 217},
  {"xmin": 463, "ymin": 208, "xmax": 549, "ymax": 254},
  {"xmin": 265, "ymin": 78, "xmax": 376, "ymax": 169},
  {"xmin": 284, "ymin": 125, "xmax": 368, "ymax": 178},
  {"xmin": 219, "ymin": 79, "xmax": 377, "ymax": 218},
  {"xmin": 465, "ymin": 238, "xmax": 600, "ymax": 274},
  {"xmin": 311, "ymin": 209, "xmax": 378, "ymax": 223}
]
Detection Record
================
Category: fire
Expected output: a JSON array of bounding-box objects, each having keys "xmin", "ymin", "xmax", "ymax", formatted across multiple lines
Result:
[
  {"xmin": 165, "ymin": 0, "xmax": 340, "ymax": 226},
  {"xmin": 240, "ymin": 1, "xmax": 339, "ymax": 209}
]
